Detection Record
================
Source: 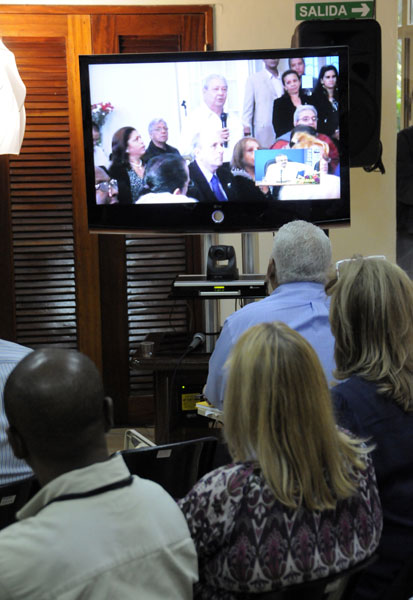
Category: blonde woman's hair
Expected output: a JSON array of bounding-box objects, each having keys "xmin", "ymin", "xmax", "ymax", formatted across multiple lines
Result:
[
  {"xmin": 223, "ymin": 321, "xmax": 369, "ymax": 510},
  {"xmin": 328, "ymin": 257, "xmax": 413, "ymax": 410}
]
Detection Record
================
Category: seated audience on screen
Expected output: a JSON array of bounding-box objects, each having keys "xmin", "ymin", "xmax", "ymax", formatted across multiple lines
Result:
[
  {"xmin": 231, "ymin": 136, "xmax": 261, "ymax": 181},
  {"xmin": 230, "ymin": 136, "xmax": 270, "ymax": 198},
  {"xmin": 141, "ymin": 118, "xmax": 180, "ymax": 165},
  {"xmin": 204, "ymin": 220, "xmax": 336, "ymax": 409},
  {"xmin": 92, "ymin": 123, "xmax": 110, "ymax": 169},
  {"xmin": 0, "ymin": 338, "xmax": 32, "ymax": 485},
  {"xmin": 95, "ymin": 166, "xmax": 119, "ymax": 205},
  {"xmin": 328, "ymin": 256, "xmax": 413, "ymax": 600},
  {"xmin": 188, "ymin": 129, "xmax": 237, "ymax": 203},
  {"xmin": 272, "ymin": 105, "xmax": 339, "ymax": 173},
  {"xmin": 179, "ymin": 321, "xmax": 382, "ymax": 600},
  {"xmin": 109, "ymin": 126, "xmax": 146, "ymax": 204},
  {"xmin": 180, "ymin": 74, "xmax": 244, "ymax": 163},
  {"xmin": 242, "ymin": 58, "xmax": 284, "ymax": 148},
  {"xmin": 137, "ymin": 153, "xmax": 197, "ymax": 203},
  {"xmin": 272, "ymin": 69, "xmax": 308, "ymax": 138},
  {"xmin": 310, "ymin": 65, "xmax": 340, "ymax": 142},
  {"xmin": 0, "ymin": 348, "xmax": 198, "ymax": 598}
]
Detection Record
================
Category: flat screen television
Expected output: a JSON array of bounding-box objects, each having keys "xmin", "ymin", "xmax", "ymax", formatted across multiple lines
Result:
[{"xmin": 79, "ymin": 46, "xmax": 350, "ymax": 234}]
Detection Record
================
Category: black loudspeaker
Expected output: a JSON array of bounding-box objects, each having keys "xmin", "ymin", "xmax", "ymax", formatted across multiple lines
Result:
[{"xmin": 292, "ymin": 19, "xmax": 382, "ymax": 168}]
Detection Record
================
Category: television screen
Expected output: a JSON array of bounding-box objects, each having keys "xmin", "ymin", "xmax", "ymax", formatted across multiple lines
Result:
[{"xmin": 79, "ymin": 46, "xmax": 350, "ymax": 234}]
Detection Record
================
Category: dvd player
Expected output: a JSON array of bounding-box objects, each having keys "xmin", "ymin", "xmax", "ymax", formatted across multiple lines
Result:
[{"xmin": 171, "ymin": 274, "xmax": 268, "ymax": 298}]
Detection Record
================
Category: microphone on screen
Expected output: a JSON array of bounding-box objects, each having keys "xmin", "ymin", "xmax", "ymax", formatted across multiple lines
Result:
[
  {"xmin": 187, "ymin": 332, "xmax": 206, "ymax": 352},
  {"xmin": 220, "ymin": 112, "xmax": 228, "ymax": 147}
]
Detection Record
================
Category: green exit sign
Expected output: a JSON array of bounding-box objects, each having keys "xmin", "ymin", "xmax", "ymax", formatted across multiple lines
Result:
[{"xmin": 296, "ymin": 1, "xmax": 375, "ymax": 20}]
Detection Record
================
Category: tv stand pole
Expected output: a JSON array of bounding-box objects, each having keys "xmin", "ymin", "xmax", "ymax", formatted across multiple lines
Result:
[
  {"xmin": 242, "ymin": 232, "xmax": 259, "ymax": 305},
  {"xmin": 201, "ymin": 232, "xmax": 260, "ymax": 351},
  {"xmin": 202, "ymin": 233, "xmax": 219, "ymax": 353}
]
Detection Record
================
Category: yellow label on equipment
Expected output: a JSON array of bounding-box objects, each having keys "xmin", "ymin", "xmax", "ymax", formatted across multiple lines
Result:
[{"xmin": 181, "ymin": 393, "xmax": 199, "ymax": 411}]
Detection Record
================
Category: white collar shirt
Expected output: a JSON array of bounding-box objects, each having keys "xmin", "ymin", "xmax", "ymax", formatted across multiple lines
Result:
[
  {"xmin": 0, "ymin": 454, "xmax": 198, "ymax": 599},
  {"xmin": 180, "ymin": 102, "xmax": 244, "ymax": 163}
]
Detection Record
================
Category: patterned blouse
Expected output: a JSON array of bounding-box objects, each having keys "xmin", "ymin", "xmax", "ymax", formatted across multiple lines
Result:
[
  {"xmin": 178, "ymin": 456, "xmax": 382, "ymax": 600},
  {"xmin": 128, "ymin": 168, "xmax": 144, "ymax": 203}
]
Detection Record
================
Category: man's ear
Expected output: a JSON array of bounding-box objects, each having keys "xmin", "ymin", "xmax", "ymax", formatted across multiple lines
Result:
[
  {"xmin": 103, "ymin": 396, "xmax": 114, "ymax": 433},
  {"xmin": 7, "ymin": 425, "xmax": 28, "ymax": 460},
  {"xmin": 266, "ymin": 258, "xmax": 277, "ymax": 292}
]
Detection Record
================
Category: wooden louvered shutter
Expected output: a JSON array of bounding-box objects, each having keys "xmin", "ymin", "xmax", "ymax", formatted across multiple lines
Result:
[
  {"xmin": 0, "ymin": 11, "xmax": 100, "ymax": 366},
  {"xmin": 126, "ymin": 236, "xmax": 199, "ymax": 396},
  {"xmin": 6, "ymin": 37, "xmax": 77, "ymax": 348}
]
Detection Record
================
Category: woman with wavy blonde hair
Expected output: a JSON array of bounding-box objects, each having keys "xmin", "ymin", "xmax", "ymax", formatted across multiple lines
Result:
[
  {"xmin": 328, "ymin": 256, "xmax": 413, "ymax": 600},
  {"xmin": 178, "ymin": 321, "xmax": 382, "ymax": 600}
]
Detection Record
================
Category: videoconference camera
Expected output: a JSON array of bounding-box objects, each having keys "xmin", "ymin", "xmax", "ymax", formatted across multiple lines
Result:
[{"xmin": 207, "ymin": 245, "xmax": 239, "ymax": 281}]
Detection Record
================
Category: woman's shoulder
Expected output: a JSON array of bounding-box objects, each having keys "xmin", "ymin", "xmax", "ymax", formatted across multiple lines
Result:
[
  {"xmin": 274, "ymin": 94, "xmax": 288, "ymax": 107},
  {"xmin": 200, "ymin": 460, "xmax": 259, "ymax": 485},
  {"xmin": 332, "ymin": 376, "xmax": 377, "ymax": 398},
  {"xmin": 108, "ymin": 161, "xmax": 127, "ymax": 177},
  {"xmin": 186, "ymin": 461, "xmax": 267, "ymax": 503},
  {"xmin": 309, "ymin": 88, "xmax": 326, "ymax": 104}
]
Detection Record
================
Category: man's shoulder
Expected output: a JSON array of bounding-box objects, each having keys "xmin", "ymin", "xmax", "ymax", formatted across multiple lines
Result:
[
  {"xmin": 0, "ymin": 339, "xmax": 31, "ymax": 364},
  {"xmin": 272, "ymin": 134, "xmax": 290, "ymax": 148},
  {"xmin": 188, "ymin": 160, "xmax": 203, "ymax": 180},
  {"xmin": 316, "ymin": 132, "xmax": 334, "ymax": 145},
  {"xmin": 398, "ymin": 126, "xmax": 413, "ymax": 141},
  {"xmin": 217, "ymin": 163, "xmax": 234, "ymax": 181},
  {"xmin": 225, "ymin": 295, "xmax": 274, "ymax": 325},
  {"xmin": 247, "ymin": 69, "xmax": 266, "ymax": 83},
  {"xmin": 188, "ymin": 103, "xmax": 209, "ymax": 120},
  {"xmin": 223, "ymin": 283, "xmax": 330, "ymax": 332},
  {"xmin": 0, "ymin": 475, "xmax": 196, "ymax": 598}
]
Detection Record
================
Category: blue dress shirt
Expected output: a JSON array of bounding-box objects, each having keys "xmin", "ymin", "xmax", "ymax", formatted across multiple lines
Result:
[
  {"xmin": 204, "ymin": 281, "xmax": 336, "ymax": 409},
  {"xmin": 0, "ymin": 339, "xmax": 33, "ymax": 484}
]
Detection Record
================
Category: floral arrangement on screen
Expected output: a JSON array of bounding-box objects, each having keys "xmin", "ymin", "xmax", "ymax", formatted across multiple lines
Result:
[
  {"xmin": 296, "ymin": 173, "xmax": 321, "ymax": 185},
  {"xmin": 91, "ymin": 102, "xmax": 114, "ymax": 128}
]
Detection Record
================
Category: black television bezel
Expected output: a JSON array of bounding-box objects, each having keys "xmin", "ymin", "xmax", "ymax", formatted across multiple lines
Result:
[{"xmin": 79, "ymin": 46, "xmax": 350, "ymax": 234}]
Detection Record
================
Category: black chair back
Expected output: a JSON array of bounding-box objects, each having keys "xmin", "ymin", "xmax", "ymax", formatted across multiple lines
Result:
[
  {"xmin": 121, "ymin": 436, "xmax": 218, "ymax": 499},
  {"xmin": 0, "ymin": 476, "xmax": 40, "ymax": 530},
  {"xmin": 381, "ymin": 554, "xmax": 413, "ymax": 600}
]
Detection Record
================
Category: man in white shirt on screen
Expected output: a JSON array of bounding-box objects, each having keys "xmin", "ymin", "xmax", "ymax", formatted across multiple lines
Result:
[
  {"xmin": 179, "ymin": 74, "xmax": 244, "ymax": 163},
  {"xmin": 260, "ymin": 153, "xmax": 308, "ymax": 185}
]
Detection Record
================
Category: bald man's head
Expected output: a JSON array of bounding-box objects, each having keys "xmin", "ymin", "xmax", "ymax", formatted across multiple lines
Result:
[{"xmin": 5, "ymin": 348, "xmax": 111, "ymax": 465}]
